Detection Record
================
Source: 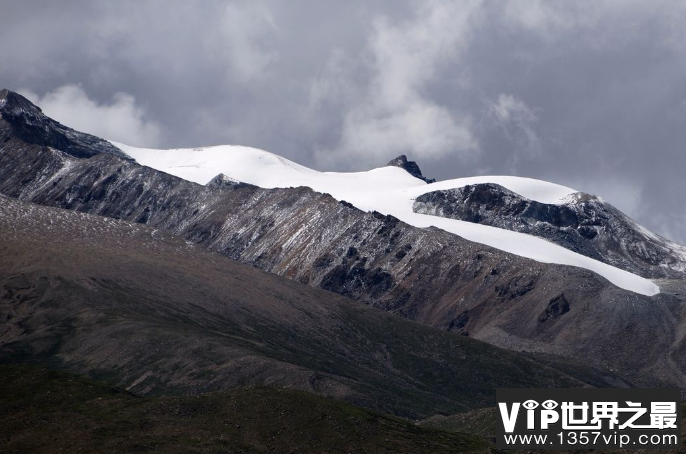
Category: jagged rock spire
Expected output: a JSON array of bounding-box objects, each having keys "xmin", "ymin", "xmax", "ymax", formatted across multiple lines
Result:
[{"xmin": 386, "ymin": 155, "xmax": 435, "ymax": 183}]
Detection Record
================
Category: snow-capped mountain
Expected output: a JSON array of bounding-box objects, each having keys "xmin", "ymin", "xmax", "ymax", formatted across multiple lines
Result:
[
  {"xmin": 115, "ymin": 140, "xmax": 685, "ymax": 296},
  {"xmin": 3, "ymin": 89, "xmax": 686, "ymax": 389}
]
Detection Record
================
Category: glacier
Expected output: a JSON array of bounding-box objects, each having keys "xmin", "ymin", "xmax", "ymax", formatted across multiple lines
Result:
[{"xmin": 114, "ymin": 141, "xmax": 660, "ymax": 296}]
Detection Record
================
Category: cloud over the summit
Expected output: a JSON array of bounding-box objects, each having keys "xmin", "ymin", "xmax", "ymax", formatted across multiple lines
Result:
[
  {"xmin": 485, "ymin": 94, "xmax": 542, "ymax": 169},
  {"xmin": 313, "ymin": 0, "xmax": 482, "ymax": 167},
  {"xmin": 21, "ymin": 85, "xmax": 161, "ymax": 147},
  {"xmin": 2, "ymin": 0, "xmax": 685, "ymax": 244}
]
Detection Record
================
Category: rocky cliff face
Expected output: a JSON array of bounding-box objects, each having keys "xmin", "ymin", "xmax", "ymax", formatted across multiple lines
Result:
[
  {"xmin": 414, "ymin": 183, "xmax": 686, "ymax": 279},
  {"xmin": 1, "ymin": 90, "xmax": 685, "ymax": 389}
]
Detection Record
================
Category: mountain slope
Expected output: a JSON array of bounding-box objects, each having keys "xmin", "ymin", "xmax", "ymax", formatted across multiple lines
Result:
[
  {"xmin": 1, "ymin": 194, "xmax": 619, "ymax": 418},
  {"xmin": 114, "ymin": 141, "xmax": 658, "ymax": 295},
  {"xmin": 0, "ymin": 365, "xmax": 488, "ymax": 454},
  {"xmin": 1, "ymin": 90, "xmax": 685, "ymax": 389}
]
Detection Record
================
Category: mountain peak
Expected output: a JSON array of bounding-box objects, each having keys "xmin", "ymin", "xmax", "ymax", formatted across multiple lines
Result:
[
  {"xmin": 0, "ymin": 89, "xmax": 43, "ymax": 114},
  {"xmin": 0, "ymin": 89, "xmax": 128, "ymax": 160},
  {"xmin": 387, "ymin": 155, "xmax": 435, "ymax": 183}
]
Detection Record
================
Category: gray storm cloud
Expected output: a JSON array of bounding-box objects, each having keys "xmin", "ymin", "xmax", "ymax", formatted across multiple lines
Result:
[{"xmin": 1, "ymin": 0, "xmax": 685, "ymax": 244}]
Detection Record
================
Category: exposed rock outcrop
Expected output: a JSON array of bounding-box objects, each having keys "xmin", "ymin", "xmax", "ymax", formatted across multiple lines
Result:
[
  {"xmin": 414, "ymin": 183, "xmax": 686, "ymax": 279},
  {"xmin": 387, "ymin": 155, "xmax": 435, "ymax": 183},
  {"xmin": 0, "ymin": 89, "xmax": 128, "ymax": 160}
]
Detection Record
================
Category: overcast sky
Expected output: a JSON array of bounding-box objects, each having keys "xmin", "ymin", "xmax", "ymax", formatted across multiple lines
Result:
[{"xmin": 2, "ymin": 1, "xmax": 685, "ymax": 244}]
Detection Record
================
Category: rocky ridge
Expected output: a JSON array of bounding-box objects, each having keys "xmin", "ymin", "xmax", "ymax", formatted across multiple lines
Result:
[
  {"xmin": 0, "ymin": 89, "xmax": 128, "ymax": 160},
  {"xmin": 413, "ymin": 183, "xmax": 686, "ymax": 279}
]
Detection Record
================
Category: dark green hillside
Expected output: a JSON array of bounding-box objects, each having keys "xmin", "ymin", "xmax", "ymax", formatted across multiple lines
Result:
[{"xmin": 0, "ymin": 364, "xmax": 488, "ymax": 454}]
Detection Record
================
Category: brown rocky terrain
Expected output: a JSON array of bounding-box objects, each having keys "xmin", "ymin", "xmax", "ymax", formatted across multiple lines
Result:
[
  {"xmin": 1, "ymin": 194, "xmax": 625, "ymax": 419},
  {"xmin": 1, "ymin": 89, "xmax": 685, "ymax": 391}
]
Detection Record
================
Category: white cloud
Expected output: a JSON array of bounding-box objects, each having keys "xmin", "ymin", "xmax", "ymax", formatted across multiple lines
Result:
[
  {"xmin": 340, "ymin": 102, "xmax": 476, "ymax": 162},
  {"xmin": 313, "ymin": 0, "xmax": 482, "ymax": 167},
  {"xmin": 19, "ymin": 85, "xmax": 161, "ymax": 147},
  {"xmin": 501, "ymin": 1, "xmax": 686, "ymax": 52},
  {"xmin": 218, "ymin": 2, "xmax": 278, "ymax": 81},
  {"xmin": 308, "ymin": 49, "xmax": 359, "ymax": 111},
  {"xmin": 502, "ymin": 1, "xmax": 582, "ymax": 37},
  {"xmin": 486, "ymin": 94, "xmax": 542, "ymax": 162}
]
